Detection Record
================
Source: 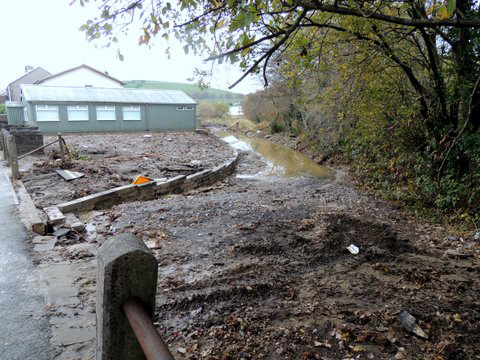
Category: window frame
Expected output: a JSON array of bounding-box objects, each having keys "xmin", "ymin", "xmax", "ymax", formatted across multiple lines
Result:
[
  {"xmin": 185, "ymin": 106, "xmax": 194, "ymax": 111},
  {"xmin": 176, "ymin": 106, "xmax": 185, "ymax": 111},
  {"xmin": 122, "ymin": 106, "xmax": 141, "ymax": 121},
  {"xmin": 96, "ymin": 105, "xmax": 116, "ymax": 121},
  {"xmin": 35, "ymin": 105, "xmax": 59, "ymax": 122},
  {"xmin": 67, "ymin": 105, "xmax": 89, "ymax": 122}
]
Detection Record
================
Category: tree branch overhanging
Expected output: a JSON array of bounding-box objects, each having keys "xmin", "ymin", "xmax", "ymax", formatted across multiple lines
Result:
[
  {"xmin": 227, "ymin": 9, "xmax": 308, "ymax": 89},
  {"xmin": 296, "ymin": 1, "xmax": 480, "ymax": 28}
]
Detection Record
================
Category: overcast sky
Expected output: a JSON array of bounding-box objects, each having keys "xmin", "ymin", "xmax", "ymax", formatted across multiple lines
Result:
[{"xmin": 0, "ymin": 0, "xmax": 261, "ymax": 94}]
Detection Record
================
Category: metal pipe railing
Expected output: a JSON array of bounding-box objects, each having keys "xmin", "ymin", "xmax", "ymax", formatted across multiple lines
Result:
[{"xmin": 122, "ymin": 297, "xmax": 175, "ymax": 360}]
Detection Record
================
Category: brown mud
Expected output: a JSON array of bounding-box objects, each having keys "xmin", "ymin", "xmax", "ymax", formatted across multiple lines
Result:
[
  {"xmin": 23, "ymin": 130, "xmax": 480, "ymax": 359},
  {"xmin": 19, "ymin": 132, "xmax": 232, "ymax": 207},
  {"xmin": 98, "ymin": 144, "xmax": 480, "ymax": 359}
]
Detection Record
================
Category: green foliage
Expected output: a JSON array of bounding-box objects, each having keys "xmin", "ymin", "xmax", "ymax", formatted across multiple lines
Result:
[
  {"xmin": 270, "ymin": 121, "xmax": 285, "ymax": 133},
  {"xmin": 0, "ymin": 104, "xmax": 5, "ymax": 114},
  {"xmin": 197, "ymin": 101, "xmax": 230, "ymax": 120}
]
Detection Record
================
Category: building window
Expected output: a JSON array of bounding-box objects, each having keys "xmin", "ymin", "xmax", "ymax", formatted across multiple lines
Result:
[
  {"xmin": 186, "ymin": 106, "xmax": 194, "ymax": 111},
  {"xmin": 67, "ymin": 105, "xmax": 89, "ymax": 121},
  {"xmin": 176, "ymin": 106, "xmax": 185, "ymax": 111},
  {"xmin": 36, "ymin": 105, "xmax": 59, "ymax": 122},
  {"xmin": 123, "ymin": 106, "xmax": 141, "ymax": 121},
  {"xmin": 96, "ymin": 105, "xmax": 116, "ymax": 120}
]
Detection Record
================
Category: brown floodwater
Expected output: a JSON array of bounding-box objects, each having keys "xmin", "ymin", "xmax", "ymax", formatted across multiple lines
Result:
[{"xmin": 219, "ymin": 132, "xmax": 333, "ymax": 178}]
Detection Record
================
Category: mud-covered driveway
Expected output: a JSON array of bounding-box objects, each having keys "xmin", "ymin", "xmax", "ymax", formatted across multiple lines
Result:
[{"xmin": 93, "ymin": 141, "xmax": 480, "ymax": 359}]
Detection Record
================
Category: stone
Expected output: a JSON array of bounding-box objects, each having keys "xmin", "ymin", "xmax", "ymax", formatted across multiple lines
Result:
[
  {"xmin": 67, "ymin": 243, "xmax": 96, "ymax": 258},
  {"xmin": 96, "ymin": 233, "xmax": 158, "ymax": 360},
  {"xmin": 44, "ymin": 206, "xmax": 66, "ymax": 225},
  {"xmin": 65, "ymin": 213, "xmax": 85, "ymax": 232},
  {"xmin": 444, "ymin": 249, "xmax": 472, "ymax": 259},
  {"xmin": 473, "ymin": 232, "xmax": 480, "ymax": 241},
  {"xmin": 33, "ymin": 236, "xmax": 57, "ymax": 252}
]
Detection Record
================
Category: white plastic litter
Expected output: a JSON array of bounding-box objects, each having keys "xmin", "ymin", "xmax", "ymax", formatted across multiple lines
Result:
[{"xmin": 346, "ymin": 244, "xmax": 359, "ymax": 255}]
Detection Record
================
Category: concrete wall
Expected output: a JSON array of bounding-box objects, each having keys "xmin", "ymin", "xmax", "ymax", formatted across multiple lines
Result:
[
  {"xmin": 38, "ymin": 67, "xmax": 123, "ymax": 88},
  {"xmin": 2, "ymin": 125, "xmax": 43, "ymax": 155},
  {"xmin": 0, "ymin": 115, "xmax": 7, "ymax": 128},
  {"xmin": 28, "ymin": 102, "xmax": 196, "ymax": 133}
]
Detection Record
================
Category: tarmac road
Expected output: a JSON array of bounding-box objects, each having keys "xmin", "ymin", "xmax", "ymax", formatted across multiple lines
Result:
[{"xmin": 0, "ymin": 163, "xmax": 53, "ymax": 360}]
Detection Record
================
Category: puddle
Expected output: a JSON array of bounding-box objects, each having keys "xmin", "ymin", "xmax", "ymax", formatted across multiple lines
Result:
[{"xmin": 219, "ymin": 132, "xmax": 333, "ymax": 178}]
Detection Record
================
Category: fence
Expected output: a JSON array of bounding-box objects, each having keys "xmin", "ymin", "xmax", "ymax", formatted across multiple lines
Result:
[
  {"xmin": 96, "ymin": 233, "xmax": 175, "ymax": 360},
  {"xmin": 1, "ymin": 130, "xmax": 68, "ymax": 181}
]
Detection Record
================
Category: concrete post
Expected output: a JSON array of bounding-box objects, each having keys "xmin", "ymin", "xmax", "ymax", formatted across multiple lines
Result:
[
  {"xmin": 96, "ymin": 233, "xmax": 159, "ymax": 360},
  {"xmin": 2, "ymin": 129, "xmax": 9, "ymax": 161},
  {"xmin": 7, "ymin": 135, "xmax": 19, "ymax": 180}
]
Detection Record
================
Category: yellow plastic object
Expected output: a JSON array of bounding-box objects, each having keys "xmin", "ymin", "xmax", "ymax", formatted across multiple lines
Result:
[{"xmin": 132, "ymin": 175, "xmax": 154, "ymax": 185}]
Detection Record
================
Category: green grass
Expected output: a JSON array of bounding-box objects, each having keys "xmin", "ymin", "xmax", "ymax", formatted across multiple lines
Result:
[{"xmin": 124, "ymin": 80, "xmax": 244, "ymax": 104}]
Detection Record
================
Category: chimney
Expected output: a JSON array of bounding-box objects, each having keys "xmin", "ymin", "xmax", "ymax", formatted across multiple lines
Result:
[{"xmin": 25, "ymin": 65, "xmax": 33, "ymax": 73}]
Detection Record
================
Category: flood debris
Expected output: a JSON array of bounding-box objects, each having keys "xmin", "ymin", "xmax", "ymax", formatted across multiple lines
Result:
[
  {"xmin": 346, "ymin": 244, "xmax": 359, "ymax": 254},
  {"xmin": 132, "ymin": 175, "xmax": 154, "ymax": 185},
  {"xmin": 44, "ymin": 206, "xmax": 66, "ymax": 225},
  {"xmin": 21, "ymin": 132, "xmax": 233, "ymax": 207},
  {"xmin": 65, "ymin": 212, "xmax": 85, "ymax": 232},
  {"xmin": 398, "ymin": 310, "xmax": 428, "ymax": 339},
  {"xmin": 56, "ymin": 169, "xmax": 85, "ymax": 181},
  {"xmin": 53, "ymin": 227, "xmax": 72, "ymax": 238}
]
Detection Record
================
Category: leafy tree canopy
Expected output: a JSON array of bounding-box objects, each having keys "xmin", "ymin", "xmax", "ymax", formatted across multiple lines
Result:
[{"xmin": 75, "ymin": 0, "xmax": 480, "ymax": 88}]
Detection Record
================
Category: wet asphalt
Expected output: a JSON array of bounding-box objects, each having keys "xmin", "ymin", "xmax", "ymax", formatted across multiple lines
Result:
[{"xmin": 0, "ymin": 164, "xmax": 53, "ymax": 360}]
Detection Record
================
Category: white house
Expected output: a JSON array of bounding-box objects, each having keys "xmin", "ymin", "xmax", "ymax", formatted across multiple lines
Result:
[{"xmin": 35, "ymin": 64, "xmax": 124, "ymax": 88}]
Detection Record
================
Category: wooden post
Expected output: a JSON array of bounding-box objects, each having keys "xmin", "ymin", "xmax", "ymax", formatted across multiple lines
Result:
[
  {"xmin": 58, "ymin": 133, "xmax": 65, "ymax": 164},
  {"xmin": 7, "ymin": 135, "xmax": 19, "ymax": 180}
]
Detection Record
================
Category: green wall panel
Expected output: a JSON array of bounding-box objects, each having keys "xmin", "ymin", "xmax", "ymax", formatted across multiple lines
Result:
[{"xmin": 30, "ymin": 102, "xmax": 196, "ymax": 133}]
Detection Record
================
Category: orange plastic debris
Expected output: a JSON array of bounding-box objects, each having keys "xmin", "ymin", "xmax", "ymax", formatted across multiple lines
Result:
[{"xmin": 132, "ymin": 175, "xmax": 154, "ymax": 185}]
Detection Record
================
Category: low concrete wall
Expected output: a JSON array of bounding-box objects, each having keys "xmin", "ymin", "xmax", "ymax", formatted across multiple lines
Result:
[
  {"xmin": 1, "ymin": 125, "xmax": 43, "ymax": 155},
  {"xmin": 55, "ymin": 131, "xmax": 238, "ymax": 214}
]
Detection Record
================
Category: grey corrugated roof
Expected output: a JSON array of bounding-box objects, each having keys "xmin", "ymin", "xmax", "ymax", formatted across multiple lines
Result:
[
  {"xmin": 21, "ymin": 84, "xmax": 196, "ymax": 105},
  {"xmin": 5, "ymin": 101, "xmax": 24, "ymax": 108}
]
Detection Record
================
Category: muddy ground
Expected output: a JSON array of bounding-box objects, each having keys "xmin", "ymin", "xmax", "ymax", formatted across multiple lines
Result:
[
  {"xmin": 74, "ymin": 142, "xmax": 480, "ymax": 359},
  {"xmin": 20, "ymin": 132, "xmax": 232, "ymax": 207}
]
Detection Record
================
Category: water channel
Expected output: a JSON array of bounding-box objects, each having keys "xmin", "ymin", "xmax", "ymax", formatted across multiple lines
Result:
[{"xmin": 218, "ymin": 132, "xmax": 334, "ymax": 179}]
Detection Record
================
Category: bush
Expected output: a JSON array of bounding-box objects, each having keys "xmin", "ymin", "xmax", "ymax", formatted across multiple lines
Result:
[
  {"xmin": 0, "ymin": 104, "xmax": 6, "ymax": 114},
  {"xmin": 197, "ymin": 101, "xmax": 230, "ymax": 119}
]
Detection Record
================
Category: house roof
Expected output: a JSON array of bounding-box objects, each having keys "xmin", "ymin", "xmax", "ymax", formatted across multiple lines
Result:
[
  {"xmin": 35, "ymin": 64, "xmax": 125, "ymax": 86},
  {"xmin": 21, "ymin": 85, "xmax": 197, "ymax": 105},
  {"xmin": 7, "ymin": 67, "xmax": 51, "ymax": 86}
]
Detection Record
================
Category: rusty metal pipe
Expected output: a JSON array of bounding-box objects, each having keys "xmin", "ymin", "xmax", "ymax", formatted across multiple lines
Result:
[
  {"xmin": 122, "ymin": 297, "xmax": 175, "ymax": 360},
  {"xmin": 17, "ymin": 139, "xmax": 60, "ymax": 160}
]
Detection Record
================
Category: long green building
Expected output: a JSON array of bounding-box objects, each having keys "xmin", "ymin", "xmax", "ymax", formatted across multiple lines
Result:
[{"xmin": 17, "ymin": 84, "xmax": 197, "ymax": 133}]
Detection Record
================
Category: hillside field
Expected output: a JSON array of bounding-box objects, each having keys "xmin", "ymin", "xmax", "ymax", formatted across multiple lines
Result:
[{"xmin": 124, "ymin": 80, "xmax": 244, "ymax": 104}]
